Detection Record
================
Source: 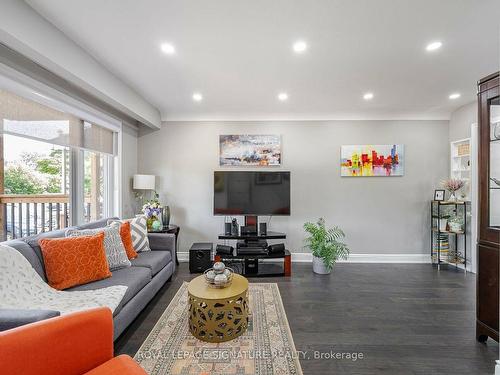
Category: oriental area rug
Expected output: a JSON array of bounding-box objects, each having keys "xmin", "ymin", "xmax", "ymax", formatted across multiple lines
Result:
[{"xmin": 134, "ymin": 282, "xmax": 303, "ymax": 375}]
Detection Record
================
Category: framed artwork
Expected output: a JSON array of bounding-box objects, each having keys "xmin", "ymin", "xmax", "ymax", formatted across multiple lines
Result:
[
  {"xmin": 434, "ymin": 189, "xmax": 445, "ymax": 201},
  {"xmin": 340, "ymin": 144, "xmax": 405, "ymax": 177},
  {"xmin": 219, "ymin": 135, "xmax": 281, "ymax": 166}
]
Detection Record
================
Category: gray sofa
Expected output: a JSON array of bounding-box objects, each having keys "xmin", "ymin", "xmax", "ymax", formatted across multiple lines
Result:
[{"xmin": 0, "ymin": 217, "xmax": 176, "ymax": 340}]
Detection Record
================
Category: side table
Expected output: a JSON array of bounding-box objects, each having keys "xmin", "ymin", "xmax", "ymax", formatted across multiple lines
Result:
[
  {"xmin": 149, "ymin": 224, "xmax": 180, "ymax": 265},
  {"xmin": 187, "ymin": 274, "xmax": 249, "ymax": 343}
]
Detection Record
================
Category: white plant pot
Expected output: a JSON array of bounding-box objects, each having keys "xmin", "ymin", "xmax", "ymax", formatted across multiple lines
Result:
[{"xmin": 312, "ymin": 256, "xmax": 331, "ymax": 274}]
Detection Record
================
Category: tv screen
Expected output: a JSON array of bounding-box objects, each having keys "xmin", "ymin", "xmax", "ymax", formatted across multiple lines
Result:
[{"xmin": 214, "ymin": 171, "xmax": 290, "ymax": 216}]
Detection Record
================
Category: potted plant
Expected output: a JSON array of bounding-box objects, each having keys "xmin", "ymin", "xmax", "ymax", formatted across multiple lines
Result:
[
  {"xmin": 442, "ymin": 178, "xmax": 465, "ymax": 202},
  {"xmin": 303, "ymin": 218, "xmax": 349, "ymax": 274}
]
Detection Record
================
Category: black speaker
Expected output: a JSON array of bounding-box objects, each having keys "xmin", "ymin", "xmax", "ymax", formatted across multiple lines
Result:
[
  {"xmin": 259, "ymin": 222, "xmax": 267, "ymax": 236},
  {"xmin": 189, "ymin": 242, "xmax": 213, "ymax": 273},
  {"xmin": 268, "ymin": 243, "xmax": 285, "ymax": 254},
  {"xmin": 216, "ymin": 244, "xmax": 234, "ymax": 255},
  {"xmin": 224, "ymin": 222, "xmax": 232, "ymax": 235}
]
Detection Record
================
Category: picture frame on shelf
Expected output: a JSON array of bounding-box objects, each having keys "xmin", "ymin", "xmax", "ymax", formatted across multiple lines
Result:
[{"xmin": 434, "ymin": 189, "xmax": 445, "ymax": 201}]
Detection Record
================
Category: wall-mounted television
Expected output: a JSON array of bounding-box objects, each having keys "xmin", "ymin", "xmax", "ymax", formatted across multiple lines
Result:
[{"xmin": 214, "ymin": 171, "xmax": 290, "ymax": 216}]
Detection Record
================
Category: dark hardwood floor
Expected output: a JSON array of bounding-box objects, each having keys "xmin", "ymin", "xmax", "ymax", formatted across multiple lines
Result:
[{"xmin": 115, "ymin": 263, "xmax": 498, "ymax": 375}]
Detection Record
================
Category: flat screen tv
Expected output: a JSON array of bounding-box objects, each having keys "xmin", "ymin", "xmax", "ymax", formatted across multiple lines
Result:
[{"xmin": 214, "ymin": 171, "xmax": 290, "ymax": 216}]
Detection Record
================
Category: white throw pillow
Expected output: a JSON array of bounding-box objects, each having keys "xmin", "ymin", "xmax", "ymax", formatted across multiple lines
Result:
[
  {"xmin": 65, "ymin": 225, "xmax": 131, "ymax": 270},
  {"xmin": 107, "ymin": 216, "xmax": 151, "ymax": 253}
]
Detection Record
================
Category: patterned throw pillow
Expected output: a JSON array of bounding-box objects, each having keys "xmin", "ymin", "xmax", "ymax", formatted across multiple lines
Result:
[
  {"xmin": 108, "ymin": 216, "xmax": 151, "ymax": 253},
  {"xmin": 39, "ymin": 233, "xmax": 111, "ymax": 290},
  {"xmin": 66, "ymin": 225, "xmax": 131, "ymax": 270}
]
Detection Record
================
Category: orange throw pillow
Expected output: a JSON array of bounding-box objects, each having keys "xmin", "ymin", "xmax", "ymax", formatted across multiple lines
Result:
[
  {"xmin": 39, "ymin": 233, "xmax": 111, "ymax": 290},
  {"xmin": 119, "ymin": 222, "xmax": 138, "ymax": 260}
]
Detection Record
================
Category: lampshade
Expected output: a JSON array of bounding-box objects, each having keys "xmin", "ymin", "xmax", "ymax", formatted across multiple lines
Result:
[{"xmin": 133, "ymin": 174, "xmax": 156, "ymax": 190}]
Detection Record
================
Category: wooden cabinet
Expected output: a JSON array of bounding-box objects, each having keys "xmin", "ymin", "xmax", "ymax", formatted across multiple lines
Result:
[{"xmin": 477, "ymin": 72, "xmax": 500, "ymax": 342}]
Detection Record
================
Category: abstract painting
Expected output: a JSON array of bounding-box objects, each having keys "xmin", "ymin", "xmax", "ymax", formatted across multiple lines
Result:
[
  {"xmin": 341, "ymin": 144, "xmax": 405, "ymax": 177},
  {"xmin": 219, "ymin": 135, "xmax": 281, "ymax": 166}
]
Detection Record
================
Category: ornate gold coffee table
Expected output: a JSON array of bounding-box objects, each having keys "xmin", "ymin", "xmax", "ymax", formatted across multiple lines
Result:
[{"xmin": 187, "ymin": 274, "xmax": 249, "ymax": 343}]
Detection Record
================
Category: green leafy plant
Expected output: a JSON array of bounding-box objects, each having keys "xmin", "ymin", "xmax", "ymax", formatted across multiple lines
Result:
[{"xmin": 303, "ymin": 218, "xmax": 349, "ymax": 271}]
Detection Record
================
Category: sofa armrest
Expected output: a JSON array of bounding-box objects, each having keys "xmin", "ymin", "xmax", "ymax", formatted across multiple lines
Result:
[
  {"xmin": 147, "ymin": 232, "xmax": 176, "ymax": 271},
  {"xmin": 0, "ymin": 309, "xmax": 60, "ymax": 331},
  {"xmin": 0, "ymin": 307, "xmax": 114, "ymax": 375}
]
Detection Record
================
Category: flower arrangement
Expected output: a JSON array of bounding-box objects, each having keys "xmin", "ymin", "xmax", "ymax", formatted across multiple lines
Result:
[
  {"xmin": 142, "ymin": 197, "xmax": 162, "ymax": 230},
  {"xmin": 441, "ymin": 178, "xmax": 465, "ymax": 201}
]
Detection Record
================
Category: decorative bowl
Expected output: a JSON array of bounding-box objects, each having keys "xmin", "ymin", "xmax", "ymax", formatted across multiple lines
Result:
[{"xmin": 204, "ymin": 263, "xmax": 234, "ymax": 288}]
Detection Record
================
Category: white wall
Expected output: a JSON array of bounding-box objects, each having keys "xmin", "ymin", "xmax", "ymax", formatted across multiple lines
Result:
[
  {"xmin": 138, "ymin": 120, "xmax": 449, "ymax": 259},
  {"xmin": 449, "ymin": 102, "xmax": 477, "ymax": 142},
  {"xmin": 120, "ymin": 124, "xmax": 139, "ymax": 218}
]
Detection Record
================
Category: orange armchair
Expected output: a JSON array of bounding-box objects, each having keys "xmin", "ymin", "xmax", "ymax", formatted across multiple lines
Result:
[{"xmin": 0, "ymin": 307, "xmax": 146, "ymax": 375}]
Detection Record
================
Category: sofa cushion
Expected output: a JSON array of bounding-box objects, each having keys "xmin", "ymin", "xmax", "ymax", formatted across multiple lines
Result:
[
  {"xmin": 118, "ymin": 222, "xmax": 138, "ymax": 260},
  {"xmin": 3, "ymin": 240, "xmax": 47, "ymax": 281},
  {"xmin": 76, "ymin": 217, "xmax": 119, "ymax": 230},
  {"xmin": 0, "ymin": 309, "xmax": 60, "ymax": 331},
  {"xmin": 67, "ymin": 266, "xmax": 152, "ymax": 314},
  {"xmin": 39, "ymin": 233, "xmax": 111, "ymax": 290},
  {"xmin": 108, "ymin": 217, "xmax": 151, "ymax": 253},
  {"xmin": 23, "ymin": 227, "xmax": 76, "ymax": 275},
  {"xmin": 130, "ymin": 251, "xmax": 171, "ymax": 276},
  {"xmin": 66, "ymin": 225, "xmax": 131, "ymax": 270}
]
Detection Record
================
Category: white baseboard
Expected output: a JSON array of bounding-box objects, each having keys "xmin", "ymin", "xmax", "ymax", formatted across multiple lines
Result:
[
  {"xmin": 177, "ymin": 252, "xmax": 431, "ymax": 264},
  {"xmin": 495, "ymin": 360, "xmax": 500, "ymax": 375}
]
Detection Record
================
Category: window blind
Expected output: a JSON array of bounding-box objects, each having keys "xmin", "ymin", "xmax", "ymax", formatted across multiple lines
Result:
[{"xmin": 0, "ymin": 89, "xmax": 115, "ymax": 155}]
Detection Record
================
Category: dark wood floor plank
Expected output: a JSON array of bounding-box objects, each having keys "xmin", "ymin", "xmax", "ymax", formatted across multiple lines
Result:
[{"xmin": 115, "ymin": 263, "xmax": 498, "ymax": 375}]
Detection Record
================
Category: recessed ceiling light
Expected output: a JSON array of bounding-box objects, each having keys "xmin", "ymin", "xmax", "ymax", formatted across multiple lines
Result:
[
  {"xmin": 449, "ymin": 93, "xmax": 461, "ymax": 100},
  {"xmin": 363, "ymin": 92, "xmax": 374, "ymax": 100},
  {"xmin": 278, "ymin": 92, "xmax": 289, "ymax": 101},
  {"xmin": 192, "ymin": 92, "xmax": 203, "ymax": 102},
  {"xmin": 160, "ymin": 43, "xmax": 176, "ymax": 55},
  {"xmin": 292, "ymin": 40, "xmax": 307, "ymax": 53},
  {"xmin": 426, "ymin": 41, "xmax": 442, "ymax": 52}
]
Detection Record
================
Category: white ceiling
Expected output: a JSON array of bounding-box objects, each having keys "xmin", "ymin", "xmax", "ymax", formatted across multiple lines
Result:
[{"xmin": 25, "ymin": 0, "xmax": 500, "ymax": 121}]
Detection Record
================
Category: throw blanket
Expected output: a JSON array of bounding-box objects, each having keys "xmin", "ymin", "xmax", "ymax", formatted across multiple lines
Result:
[{"xmin": 0, "ymin": 245, "xmax": 127, "ymax": 314}]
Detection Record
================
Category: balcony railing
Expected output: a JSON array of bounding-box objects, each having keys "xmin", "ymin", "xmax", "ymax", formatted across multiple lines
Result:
[
  {"xmin": 0, "ymin": 194, "xmax": 100, "ymax": 241},
  {"xmin": 0, "ymin": 194, "xmax": 70, "ymax": 240}
]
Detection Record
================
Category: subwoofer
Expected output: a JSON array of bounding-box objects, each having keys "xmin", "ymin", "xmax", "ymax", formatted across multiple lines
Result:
[{"xmin": 189, "ymin": 242, "xmax": 213, "ymax": 273}]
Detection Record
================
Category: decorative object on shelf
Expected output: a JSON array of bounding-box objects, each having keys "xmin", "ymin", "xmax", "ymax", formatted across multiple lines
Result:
[
  {"xmin": 438, "ymin": 215, "xmax": 449, "ymax": 232},
  {"xmin": 219, "ymin": 134, "xmax": 281, "ymax": 166},
  {"xmin": 340, "ymin": 144, "xmax": 405, "ymax": 177},
  {"xmin": 162, "ymin": 205, "xmax": 171, "ymax": 227},
  {"xmin": 231, "ymin": 218, "xmax": 239, "ymax": 236},
  {"xmin": 142, "ymin": 198, "xmax": 163, "ymax": 231},
  {"xmin": 442, "ymin": 178, "xmax": 465, "ymax": 202},
  {"xmin": 434, "ymin": 189, "xmax": 445, "ymax": 201},
  {"xmin": 491, "ymin": 177, "xmax": 500, "ymax": 187},
  {"xmin": 303, "ymin": 218, "xmax": 349, "ymax": 274},
  {"xmin": 204, "ymin": 262, "xmax": 234, "ymax": 288},
  {"xmin": 448, "ymin": 215, "xmax": 464, "ymax": 233}
]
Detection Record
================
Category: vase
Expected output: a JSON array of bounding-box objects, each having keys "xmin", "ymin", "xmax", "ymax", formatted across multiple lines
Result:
[
  {"xmin": 448, "ymin": 191, "xmax": 458, "ymax": 202},
  {"xmin": 312, "ymin": 256, "xmax": 331, "ymax": 274},
  {"xmin": 146, "ymin": 215, "xmax": 160, "ymax": 231},
  {"xmin": 162, "ymin": 206, "xmax": 171, "ymax": 227}
]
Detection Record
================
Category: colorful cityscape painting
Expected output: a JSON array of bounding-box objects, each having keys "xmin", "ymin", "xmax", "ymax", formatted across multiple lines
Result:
[
  {"xmin": 341, "ymin": 144, "xmax": 405, "ymax": 177},
  {"xmin": 219, "ymin": 135, "xmax": 281, "ymax": 166}
]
